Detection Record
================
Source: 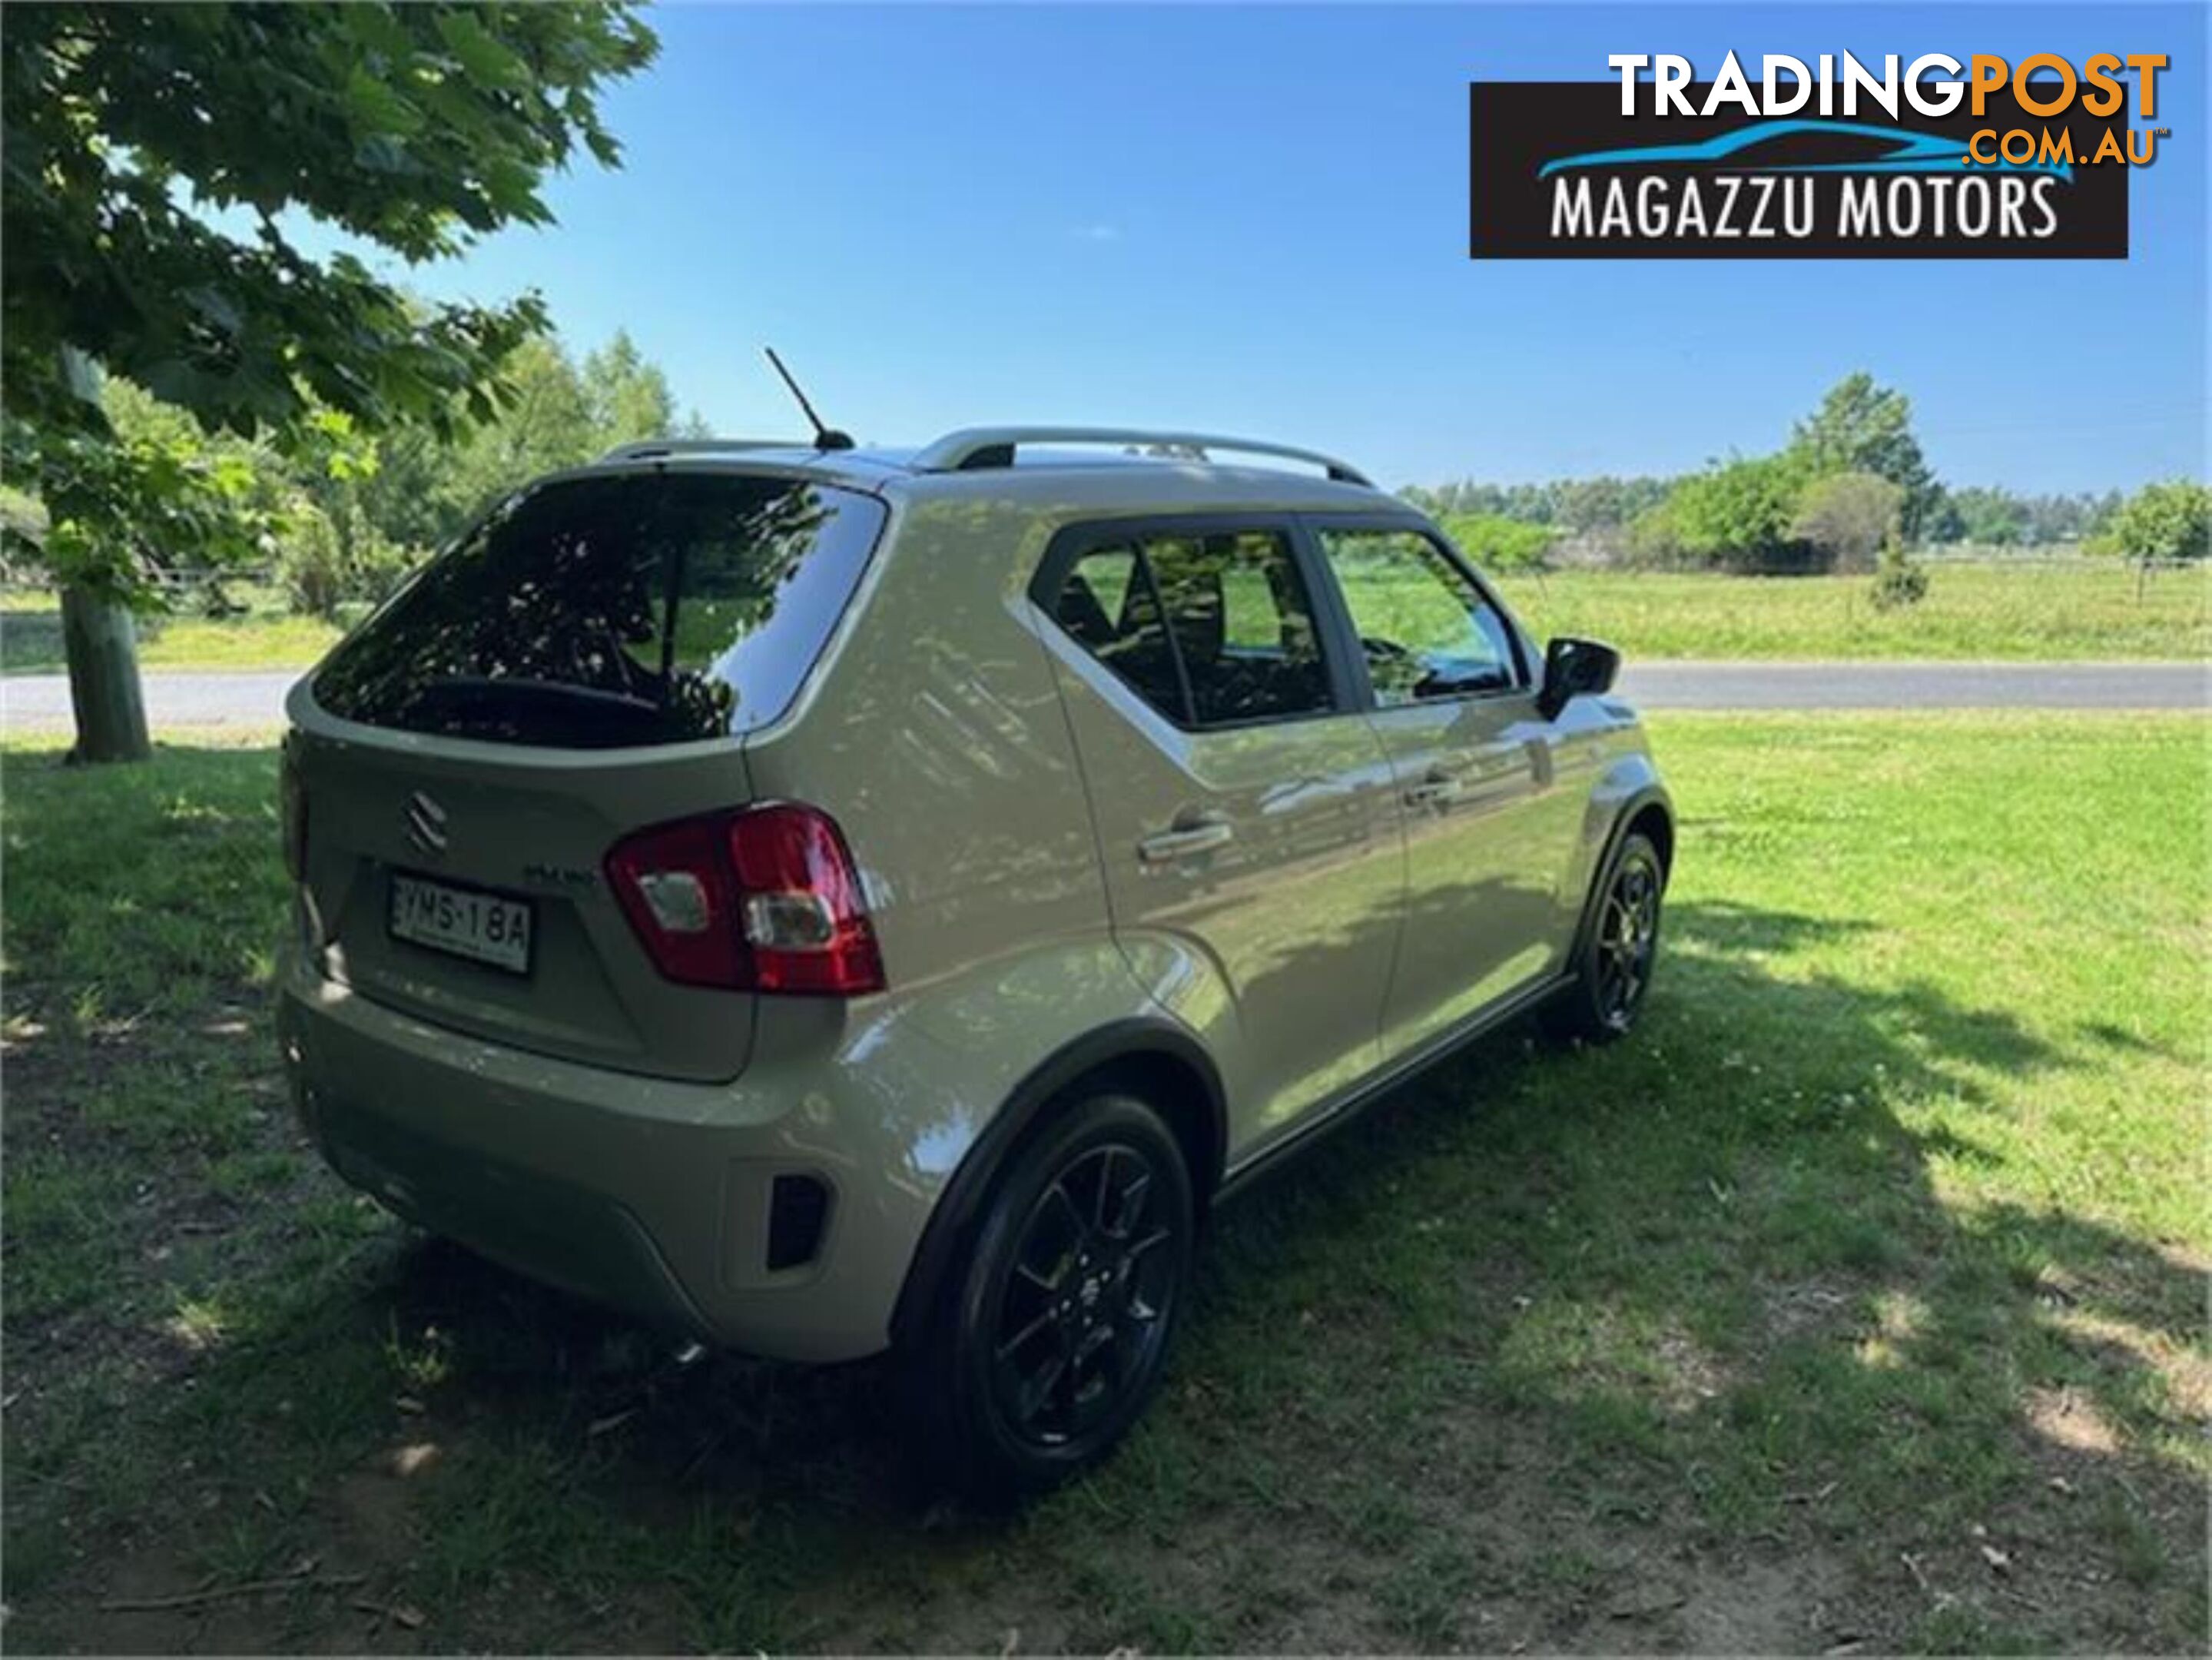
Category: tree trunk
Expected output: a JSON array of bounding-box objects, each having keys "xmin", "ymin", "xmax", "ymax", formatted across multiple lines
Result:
[{"xmin": 60, "ymin": 585, "xmax": 151, "ymax": 763}]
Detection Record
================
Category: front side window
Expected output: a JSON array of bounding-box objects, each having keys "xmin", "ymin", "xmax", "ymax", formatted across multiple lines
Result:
[
  {"xmin": 1316, "ymin": 527, "xmax": 1522, "ymax": 706},
  {"xmin": 1050, "ymin": 527, "xmax": 1334, "ymax": 728},
  {"xmin": 313, "ymin": 473, "xmax": 887, "ymax": 747}
]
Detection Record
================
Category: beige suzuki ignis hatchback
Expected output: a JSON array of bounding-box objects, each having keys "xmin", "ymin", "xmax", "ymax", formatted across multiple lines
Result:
[{"xmin": 277, "ymin": 426, "xmax": 1672, "ymax": 1497}]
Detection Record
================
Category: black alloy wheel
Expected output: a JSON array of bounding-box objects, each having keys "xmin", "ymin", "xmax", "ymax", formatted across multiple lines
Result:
[
  {"xmin": 1544, "ymin": 828, "xmax": 1665, "ymax": 1045},
  {"xmin": 905, "ymin": 1092, "xmax": 1195, "ymax": 1502},
  {"xmin": 1594, "ymin": 841, "xmax": 1662, "ymax": 1032},
  {"xmin": 987, "ymin": 1140, "xmax": 1178, "ymax": 1446}
]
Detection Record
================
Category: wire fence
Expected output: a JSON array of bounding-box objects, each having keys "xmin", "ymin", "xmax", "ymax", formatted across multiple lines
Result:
[{"xmin": 2, "ymin": 566, "xmax": 290, "ymax": 613}]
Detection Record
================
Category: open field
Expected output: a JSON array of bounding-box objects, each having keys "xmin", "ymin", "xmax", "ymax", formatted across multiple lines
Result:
[
  {"xmin": 1491, "ymin": 561, "xmax": 2210, "ymax": 662},
  {"xmin": 3, "ymin": 714, "xmax": 2206, "ymax": 1653},
  {"xmin": 0, "ymin": 589, "xmax": 341, "ymax": 676},
  {"xmin": 6, "ymin": 559, "xmax": 2207, "ymax": 677}
]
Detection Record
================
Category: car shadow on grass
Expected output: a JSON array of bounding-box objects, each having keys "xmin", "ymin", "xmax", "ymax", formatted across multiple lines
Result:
[{"xmin": 8, "ymin": 875, "xmax": 2207, "ymax": 1653}]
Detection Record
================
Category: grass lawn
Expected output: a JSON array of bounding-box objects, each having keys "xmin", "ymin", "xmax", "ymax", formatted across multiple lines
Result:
[
  {"xmin": 1490, "ymin": 561, "xmax": 2207, "ymax": 661},
  {"xmin": 5, "ymin": 559, "xmax": 2206, "ymax": 677},
  {"xmin": 2, "ymin": 714, "xmax": 2204, "ymax": 1653},
  {"xmin": 0, "ymin": 591, "xmax": 341, "ymax": 676}
]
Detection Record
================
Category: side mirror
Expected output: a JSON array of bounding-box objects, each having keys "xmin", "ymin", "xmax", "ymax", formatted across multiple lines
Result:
[{"xmin": 1536, "ymin": 636, "xmax": 1620, "ymax": 721}]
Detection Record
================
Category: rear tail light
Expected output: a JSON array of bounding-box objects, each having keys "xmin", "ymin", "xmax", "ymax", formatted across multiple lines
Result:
[{"xmin": 605, "ymin": 804, "xmax": 885, "ymax": 996}]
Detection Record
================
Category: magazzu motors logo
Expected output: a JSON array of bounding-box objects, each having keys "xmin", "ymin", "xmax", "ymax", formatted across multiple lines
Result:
[{"xmin": 1469, "ymin": 51, "xmax": 2167, "ymax": 258}]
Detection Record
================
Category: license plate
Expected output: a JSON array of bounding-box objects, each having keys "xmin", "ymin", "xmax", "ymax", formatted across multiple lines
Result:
[{"xmin": 388, "ymin": 872, "xmax": 534, "ymax": 974}]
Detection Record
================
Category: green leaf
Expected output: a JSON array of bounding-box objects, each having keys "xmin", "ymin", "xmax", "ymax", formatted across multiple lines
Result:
[
  {"xmin": 343, "ymin": 64, "xmax": 428, "ymax": 138},
  {"xmin": 181, "ymin": 286, "xmax": 244, "ymax": 338},
  {"xmin": 2, "ymin": 1, "xmax": 658, "ymax": 603},
  {"xmin": 342, "ymin": 3, "xmax": 416, "ymax": 62},
  {"xmin": 433, "ymin": 10, "xmax": 530, "ymax": 91}
]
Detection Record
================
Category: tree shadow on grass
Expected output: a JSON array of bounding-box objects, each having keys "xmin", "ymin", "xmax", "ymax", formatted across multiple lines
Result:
[{"xmin": 9, "ymin": 881, "xmax": 2207, "ymax": 1654}]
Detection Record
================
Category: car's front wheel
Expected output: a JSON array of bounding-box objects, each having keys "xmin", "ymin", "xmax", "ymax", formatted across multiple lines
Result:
[
  {"xmin": 902, "ymin": 1091, "xmax": 1195, "ymax": 1502},
  {"xmin": 1545, "ymin": 828, "xmax": 1665, "ymax": 1044}
]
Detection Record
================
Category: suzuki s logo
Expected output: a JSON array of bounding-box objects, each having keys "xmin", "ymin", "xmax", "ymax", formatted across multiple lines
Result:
[{"xmin": 403, "ymin": 790, "xmax": 449, "ymax": 857}]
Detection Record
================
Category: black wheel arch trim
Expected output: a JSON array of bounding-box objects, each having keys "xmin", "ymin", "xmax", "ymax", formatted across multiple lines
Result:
[
  {"xmin": 1573, "ymin": 785, "xmax": 1674, "ymax": 964},
  {"xmin": 888, "ymin": 1016, "xmax": 1227, "ymax": 1351}
]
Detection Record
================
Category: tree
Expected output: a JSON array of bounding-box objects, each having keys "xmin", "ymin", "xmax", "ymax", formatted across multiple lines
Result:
[
  {"xmin": 30, "ymin": 384, "xmax": 289, "ymax": 746},
  {"xmin": 440, "ymin": 336, "xmax": 597, "ymax": 516},
  {"xmin": 2100, "ymin": 480, "xmax": 2212, "ymax": 563},
  {"xmin": 582, "ymin": 329, "xmax": 686, "ymax": 451},
  {"xmin": 270, "ymin": 327, "xmax": 706, "ymax": 618},
  {"xmin": 1640, "ymin": 451, "xmax": 1812, "ymax": 571},
  {"xmin": 1869, "ymin": 537, "xmax": 1929, "ymax": 609},
  {"xmin": 2, "ymin": 3, "xmax": 656, "ymax": 759},
  {"xmin": 1440, "ymin": 513, "xmax": 1554, "ymax": 573},
  {"xmin": 1403, "ymin": 473, "xmax": 1673, "ymax": 535},
  {"xmin": 1552, "ymin": 475, "xmax": 1672, "ymax": 532},
  {"xmin": 1789, "ymin": 374, "xmax": 1937, "ymax": 540},
  {"xmin": 1963, "ymin": 488, "xmax": 2021, "ymax": 546},
  {"xmin": 1792, "ymin": 471, "xmax": 1904, "ymax": 573}
]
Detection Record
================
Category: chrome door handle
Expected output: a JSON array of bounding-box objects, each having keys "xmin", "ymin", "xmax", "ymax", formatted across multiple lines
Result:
[{"xmin": 1138, "ymin": 814, "xmax": 1234, "ymax": 865}]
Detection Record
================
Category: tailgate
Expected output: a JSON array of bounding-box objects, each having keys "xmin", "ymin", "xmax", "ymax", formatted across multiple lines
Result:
[{"xmin": 289, "ymin": 718, "xmax": 758, "ymax": 1083}]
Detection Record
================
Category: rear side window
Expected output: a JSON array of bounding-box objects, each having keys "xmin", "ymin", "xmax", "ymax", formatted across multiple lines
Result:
[
  {"xmin": 1050, "ymin": 528, "xmax": 1335, "ymax": 729},
  {"xmin": 1053, "ymin": 546, "xmax": 1183, "ymax": 718},
  {"xmin": 313, "ymin": 473, "xmax": 886, "ymax": 747}
]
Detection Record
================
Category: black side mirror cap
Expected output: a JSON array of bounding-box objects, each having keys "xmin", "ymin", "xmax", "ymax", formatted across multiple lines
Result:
[{"xmin": 1537, "ymin": 636, "xmax": 1621, "ymax": 720}]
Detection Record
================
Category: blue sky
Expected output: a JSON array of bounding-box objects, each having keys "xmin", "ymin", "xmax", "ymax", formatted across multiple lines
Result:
[{"xmin": 378, "ymin": 3, "xmax": 2207, "ymax": 493}]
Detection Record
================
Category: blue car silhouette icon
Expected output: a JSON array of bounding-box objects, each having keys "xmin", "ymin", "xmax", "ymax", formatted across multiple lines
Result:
[{"xmin": 1537, "ymin": 118, "xmax": 2072, "ymax": 183}]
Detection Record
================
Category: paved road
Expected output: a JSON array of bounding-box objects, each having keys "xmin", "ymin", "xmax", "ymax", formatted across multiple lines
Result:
[
  {"xmin": 5, "ymin": 669, "xmax": 302, "ymax": 731},
  {"xmin": 2, "ymin": 661, "xmax": 2205, "ymax": 734},
  {"xmin": 1618, "ymin": 660, "xmax": 2208, "ymax": 710}
]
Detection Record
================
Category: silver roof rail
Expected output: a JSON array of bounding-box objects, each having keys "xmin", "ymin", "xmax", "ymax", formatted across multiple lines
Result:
[
  {"xmin": 595, "ymin": 437, "xmax": 798, "ymax": 464},
  {"xmin": 909, "ymin": 427, "xmax": 1374, "ymax": 488}
]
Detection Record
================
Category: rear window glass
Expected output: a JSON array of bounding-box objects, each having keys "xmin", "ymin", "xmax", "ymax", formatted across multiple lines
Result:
[{"xmin": 313, "ymin": 473, "xmax": 886, "ymax": 747}]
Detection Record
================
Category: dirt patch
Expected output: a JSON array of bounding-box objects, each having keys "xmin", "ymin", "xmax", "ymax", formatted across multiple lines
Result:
[{"xmin": 2027, "ymin": 1386, "xmax": 2123, "ymax": 1455}]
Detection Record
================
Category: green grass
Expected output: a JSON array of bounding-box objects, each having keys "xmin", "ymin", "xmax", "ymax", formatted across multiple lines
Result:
[
  {"xmin": 1491, "ymin": 560, "xmax": 2209, "ymax": 660},
  {"xmin": 2, "ymin": 715, "xmax": 2205, "ymax": 1652},
  {"xmin": 1, "ymin": 590, "xmax": 341, "ymax": 676}
]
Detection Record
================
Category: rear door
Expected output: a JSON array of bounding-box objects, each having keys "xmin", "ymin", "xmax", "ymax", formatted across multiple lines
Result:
[
  {"xmin": 1037, "ymin": 518, "xmax": 1404, "ymax": 1153},
  {"xmin": 1307, "ymin": 518, "xmax": 1584, "ymax": 1057},
  {"xmin": 291, "ymin": 467, "xmax": 886, "ymax": 1081}
]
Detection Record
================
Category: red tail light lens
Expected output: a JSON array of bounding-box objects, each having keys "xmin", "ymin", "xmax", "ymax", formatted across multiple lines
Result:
[
  {"xmin": 605, "ymin": 805, "xmax": 885, "ymax": 996},
  {"xmin": 606, "ymin": 815, "xmax": 743, "ymax": 988}
]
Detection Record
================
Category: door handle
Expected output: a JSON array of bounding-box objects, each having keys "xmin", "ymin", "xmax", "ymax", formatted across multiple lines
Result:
[
  {"xmin": 1402, "ymin": 768, "xmax": 1466, "ymax": 810},
  {"xmin": 1138, "ymin": 812, "xmax": 1234, "ymax": 865}
]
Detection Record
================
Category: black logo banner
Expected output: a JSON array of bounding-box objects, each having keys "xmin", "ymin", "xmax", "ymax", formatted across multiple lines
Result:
[{"xmin": 1469, "ymin": 82, "xmax": 2129, "ymax": 258}]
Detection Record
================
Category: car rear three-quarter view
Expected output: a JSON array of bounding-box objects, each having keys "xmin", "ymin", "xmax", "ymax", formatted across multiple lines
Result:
[{"xmin": 277, "ymin": 428, "xmax": 1673, "ymax": 1498}]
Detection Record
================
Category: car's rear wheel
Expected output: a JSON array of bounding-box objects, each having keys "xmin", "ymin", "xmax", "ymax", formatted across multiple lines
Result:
[
  {"xmin": 1545, "ymin": 829, "xmax": 1665, "ymax": 1044},
  {"xmin": 902, "ymin": 1091, "xmax": 1195, "ymax": 1502}
]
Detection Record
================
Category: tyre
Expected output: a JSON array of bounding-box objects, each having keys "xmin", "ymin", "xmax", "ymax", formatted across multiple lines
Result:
[
  {"xmin": 1544, "ymin": 829, "xmax": 1665, "ymax": 1045},
  {"xmin": 901, "ymin": 1091, "xmax": 1196, "ymax": 1502}
]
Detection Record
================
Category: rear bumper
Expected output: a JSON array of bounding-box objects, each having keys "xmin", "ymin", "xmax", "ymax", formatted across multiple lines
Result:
[{"xmin": 276, "ymin": 948, "xmax": 924, "ymax": 1363}]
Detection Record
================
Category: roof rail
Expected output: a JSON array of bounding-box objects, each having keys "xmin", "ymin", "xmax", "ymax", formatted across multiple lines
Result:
[
  {"xmin": 909, "ymin": 427, "xmax": 1374, "ymax": 488},
  {"xmin": 595, "ymin": 437, "xmax": 798, "ymax": 464}
]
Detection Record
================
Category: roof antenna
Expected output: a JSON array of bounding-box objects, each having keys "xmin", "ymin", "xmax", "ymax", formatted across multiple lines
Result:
[{"xmin": 763, "ymin": 347, "xmax": 854, "ymax": 451}]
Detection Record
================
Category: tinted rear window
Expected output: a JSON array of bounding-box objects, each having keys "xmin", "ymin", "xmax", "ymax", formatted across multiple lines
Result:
[{"xmin": 313, "ymin": 473, "xmax": 886, "ymax": 747}]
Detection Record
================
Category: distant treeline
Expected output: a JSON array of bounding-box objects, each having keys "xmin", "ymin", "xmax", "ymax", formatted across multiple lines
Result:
[
  {"xmin": 1398, "ymin": 374, "xmax": 2204, "ymax": 573},
  {"xmin": 1402, "ymin": 476, "xmax": 2126, "ymax": 549}
]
